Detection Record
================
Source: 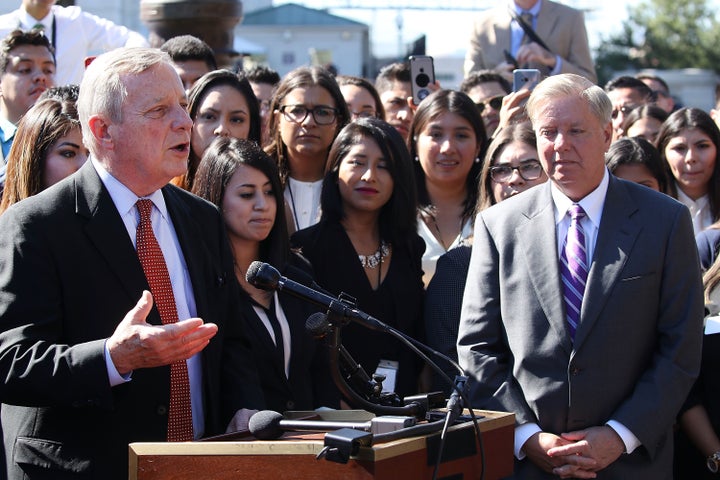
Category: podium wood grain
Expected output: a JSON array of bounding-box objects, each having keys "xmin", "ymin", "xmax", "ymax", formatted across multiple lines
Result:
[{"xmin": 129, "ymin": 410, "xmax": 514, "ymax": 480}]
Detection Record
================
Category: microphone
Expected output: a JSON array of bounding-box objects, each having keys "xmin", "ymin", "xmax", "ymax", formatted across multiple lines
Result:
[
  {"xmin": 246, "ymin": 261, "xmax": 388, "ymax": 332},
  {"xmin": 248, "ymin": 410, "xmax": 416, "ymax": 440}
]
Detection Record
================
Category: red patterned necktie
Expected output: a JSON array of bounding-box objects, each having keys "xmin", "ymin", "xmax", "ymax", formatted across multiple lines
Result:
[{"xmin": 135, "ymin": 199, "xmax": 194, "ymax": 442}]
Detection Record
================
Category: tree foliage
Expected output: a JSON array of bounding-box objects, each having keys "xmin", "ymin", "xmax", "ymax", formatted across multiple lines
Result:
[{"xmin": 594, "ymin": 0, "xmax": 720, "ymax": 85}]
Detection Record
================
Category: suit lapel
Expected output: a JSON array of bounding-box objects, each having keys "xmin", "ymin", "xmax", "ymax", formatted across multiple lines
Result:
[
  {"xmin": 495, "ymin": 8, "xmax": 513, "ymax": 50},
  {"xmin": 573, "ymin": 177, "xmax": 640, "ymax": 349},
  {"xmin": 76, "ymin": 161, "xmax": 150, "ymax": 308},
  {"xmin": 535, "ymin": 0, "xmax": 558, "ymax": 43},
  {"xmin": 519, "ymin": 184, "xmax": 572, "ymax": 354}
]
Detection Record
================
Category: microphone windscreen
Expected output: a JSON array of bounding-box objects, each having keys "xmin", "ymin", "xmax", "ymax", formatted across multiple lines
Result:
[
  {"xmin": 305, "ymin": 312, "xmax": 331, "ymax": 339},
  {"xmin": 248, "ymin": 410, "xmax": 284, "ymax": 440},
  {"xmin": 245, "ymin": 261, "xmax": 264, "ymax": 284},
  {"xmin": 246, "ymin": 262, "xmax": 282, "ymax": 291}
]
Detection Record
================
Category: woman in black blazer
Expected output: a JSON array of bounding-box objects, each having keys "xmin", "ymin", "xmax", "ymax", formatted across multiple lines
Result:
[
  {"xmin": 291, "ymin": 118, "xmax": 425, "ymax": 400},
  {"xmin": 193, "ymin": 137, "xmax": 337, "ymax": 413}
]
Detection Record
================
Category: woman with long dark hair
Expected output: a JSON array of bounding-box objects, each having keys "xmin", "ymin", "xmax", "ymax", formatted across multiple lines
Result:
[
  {"xmin": 291, "ymin": 117, "xmax": 424, "ymax": 399},
  {"xmin": 1, "ymin": 98, "xmax": 87, "ymax": 214},
  {"xmin": 656, "ymin": 107, "xmax": 720, "ymax": 234},
  {"xmin": 192, "ymin": 137, "xmax": 336, "ymax": 412},
  {"xmin": 265, "ymin": 66, "xmax": 350, "ymax": 234},
  {"xmin": 173, "ymin": 70, "xmax": 261, "ymax": 191},
  {"xmin": 407, "ymin": 89, "xmax": 487, "ymax": 285}
]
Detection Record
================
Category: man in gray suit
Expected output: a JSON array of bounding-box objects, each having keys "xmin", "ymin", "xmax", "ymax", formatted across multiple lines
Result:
[{"xmin": 458, "ymin": 73, "xmax": 703, "ymax": 478}]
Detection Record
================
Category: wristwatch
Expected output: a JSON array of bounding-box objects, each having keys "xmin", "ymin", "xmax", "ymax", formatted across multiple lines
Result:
[{"xmin": 707, "ymin": 451, "xmax": 720, "ymax": 473}]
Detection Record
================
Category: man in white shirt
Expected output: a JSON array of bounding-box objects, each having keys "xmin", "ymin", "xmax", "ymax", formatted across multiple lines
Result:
[
  {"xmin": 0, "ymin": 0, "xmax": 148, "ymax": 86},
  {"xmin": 0, "ymin": 28, "xmax": 55, "ymax": 186},
  {"xmin": 458, "ymin": 73, "xmax": 703, "ymax": 479}
]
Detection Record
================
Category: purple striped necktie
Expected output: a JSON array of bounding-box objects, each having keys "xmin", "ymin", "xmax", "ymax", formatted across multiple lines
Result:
[{"xmin": 560, "ymin": 204, "xmax": 588, "ymax": 340}]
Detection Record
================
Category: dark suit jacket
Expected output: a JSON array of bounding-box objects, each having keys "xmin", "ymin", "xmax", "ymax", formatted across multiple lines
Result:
[
  {"xmin": 425, "ymin": 245, "xmax": 472, "ymax": 394},
  {"xmin": 291, "ymin": 220, "xmax": 426, "ymax": 399},
  {"xmin": 0, "ymin": 161, "xmax": 264, "ymax": 480},
  {"xmin": 458, "ymin": 176, "xmax": 704, "ymax": 479},
  {"xmin": 237, "ymin": 260, "xmax": 339, "ymax": 413},
  {"xmin": 464, "ymin": 0, "xmax": 597, "ymax": 83}
]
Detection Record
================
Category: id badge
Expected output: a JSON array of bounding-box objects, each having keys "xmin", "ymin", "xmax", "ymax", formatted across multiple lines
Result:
[{"xmin": 375, "ymin": 359, "xmax": 399, "ymax": 393}]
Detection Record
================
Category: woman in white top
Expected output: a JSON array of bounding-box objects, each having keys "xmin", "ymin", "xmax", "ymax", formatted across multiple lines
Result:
[
  {"xmin": 657, "ymin": 107, "xmax": 720, "ymax": 235},
  {"xmin": 264, "ymin": 66, "xmax": 350, "ymax": 234},
  {"xmin": 407, "ymin": 89, "xmax": 487, "ymax": 285}
]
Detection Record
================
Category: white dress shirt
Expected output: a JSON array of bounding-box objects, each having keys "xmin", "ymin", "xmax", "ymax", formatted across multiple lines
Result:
[
  {"xmin": 93, "ymin": 158, "xmax": 205, "ymax": 438},
  {"xmin": 515, "ymin": 169, "xmax": 641, "ymax": 458},
  {"xmin": 0, "ymin": 5, "xmax": 148, "ymax": 86},
  {"xmin": 676, "ymin": 187, "xmax": 713, "ymax": 235},
  {"xmin": 417, "ymin": 214, "xmax": 473, "ymax": 287},
  {"xmin": 252, "ymin": 293, "xmax": 292, "ymax": 378},
  {"xmin": 284, "ymin": 177, "xmax": 323, "ymax": 231}
]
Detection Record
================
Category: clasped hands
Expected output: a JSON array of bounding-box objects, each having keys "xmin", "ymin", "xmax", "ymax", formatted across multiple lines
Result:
[
  {"xmin": 497, "ymin": 42, "xmax": 556, "ymax": 77},
  {"xmin": 522, "ymin": 426, "xmax": 625, "ymax": 479},
  {"xmin": 107, "ymin": 290, "xmax": 218, "ymax": 375}
]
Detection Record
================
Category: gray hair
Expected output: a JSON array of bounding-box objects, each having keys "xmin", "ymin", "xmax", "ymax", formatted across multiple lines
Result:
[
  {"xmin": 526, "ymin": 73, "xmax": 611, "ymax": 127},
  {"xmin": 77, "ymin": 47, "xmax": 172, "ymax": 156}
]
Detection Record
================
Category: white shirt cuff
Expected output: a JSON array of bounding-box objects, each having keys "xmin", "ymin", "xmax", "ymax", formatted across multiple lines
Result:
[
  {"xmin": 515, "ymin": 422, "xmax": 542, "ymax": 459},
  {"xmin": 606, "ymin": 419, "xmax": 641, "ymax": 454},
  {"xmin": 104, "ymin": 340, "xmax": 132, "ymax": 386},
  {"xmin": 550, "ymin": 56, "xmax": 563, "ymax": 75}
]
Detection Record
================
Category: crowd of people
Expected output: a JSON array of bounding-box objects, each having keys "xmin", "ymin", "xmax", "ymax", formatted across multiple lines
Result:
[{"xmin": 0, "ymin": 0, "xmax": 718, "ymax": 479}]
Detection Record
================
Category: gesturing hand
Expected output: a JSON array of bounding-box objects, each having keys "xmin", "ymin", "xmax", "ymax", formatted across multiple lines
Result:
[{"xmin": 107, "ymin": 291, "xmax": 218, "ymax": 375}]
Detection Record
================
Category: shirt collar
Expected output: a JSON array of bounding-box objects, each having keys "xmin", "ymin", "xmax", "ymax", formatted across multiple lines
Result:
[
  {"xmin": 512, "ymin": 0, "xmax": 542, "ymax": 16},
  {"xmin": 551, "ymin": 168, "xmax": 609, "ymax": 230},
  {"xmin": 91, "ymin": 157, "xmax": 168, "ymax": 221},
  {"xmin": 676, "ymin": 187, "xmax": 710, "ymax": 209},
  {"xmin": 19, "ymin": 6, "xmax": 53, "ymax": 30},
  {"xmin": 0, "ymin": 117, "xmax": 17, "ymax": 143}
]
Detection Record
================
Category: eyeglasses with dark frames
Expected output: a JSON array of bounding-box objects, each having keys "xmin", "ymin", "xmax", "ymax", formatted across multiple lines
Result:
[
  {"xmin": 475, "ymin": 95, "xmax": 504, "ymax": 114},
  {"xmin": 278, "ymin": 105, "xmax": 339, "ymax": 125},
  {"xmin": 490, "ymin": 161, "xmax": 543, "ymax": 182}
]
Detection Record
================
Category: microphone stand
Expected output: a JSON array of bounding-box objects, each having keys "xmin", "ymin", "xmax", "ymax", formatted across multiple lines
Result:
[
  {"xmin": 322, "ymin": 313, "xmax": 426, "ymax": 418},
  {"xmin": 250, "ymin": 262, "xmax": 485, "ymax": 476}
]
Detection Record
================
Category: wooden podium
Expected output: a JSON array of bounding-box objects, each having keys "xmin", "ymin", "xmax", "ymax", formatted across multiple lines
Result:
[{"xmin": 129, "ymin": 410, "xmax": 514, "ymax": 480}]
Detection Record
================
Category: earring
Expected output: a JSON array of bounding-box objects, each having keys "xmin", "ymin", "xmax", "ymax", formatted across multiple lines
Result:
[
  {"xmin": 474, "ymin": 157, "xmax": 481, "ymax": 163},
  {"xmin": 415, "ymin": 156, "xmax": 419, "ymax": 162}
]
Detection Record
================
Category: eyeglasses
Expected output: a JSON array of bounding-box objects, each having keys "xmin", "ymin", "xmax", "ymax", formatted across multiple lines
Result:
[
  {"xmin": 475, "ymin": 95, "xmax": 504, "ymax": 114},
  {"xmin": 278, "ymin": 105, "xmax": 338, "ymax": 125},
  {"xmin": 350, "ymin": 109, "xmax": 376, "ymax": 119},
  {"xmin": 490, "ymin": 161, "xmax": 543, "ymax": 182},
  {"xmin": 610, "ymin": 105, "xmax": 637, "ymax": 120}
]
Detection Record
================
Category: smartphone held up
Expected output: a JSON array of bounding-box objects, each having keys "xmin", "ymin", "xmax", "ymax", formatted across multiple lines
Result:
[{"xmin": 409, "ymin": 55, "xmax": 435, "ymax": 106}]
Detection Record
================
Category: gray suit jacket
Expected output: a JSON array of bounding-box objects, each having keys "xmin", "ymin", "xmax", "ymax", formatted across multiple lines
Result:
[
  {"xmin": 458, "ymin": 177, "xmax": 703, "ymax": 479},
  {"xmin": 464, "ymin": 0, "xmax": 597, "ymax": 83}
]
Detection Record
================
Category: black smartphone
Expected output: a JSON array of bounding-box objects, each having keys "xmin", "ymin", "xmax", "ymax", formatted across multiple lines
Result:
[{"xmin": 409, "ymin": 55, "xmax": 435, "ymax": 106}]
